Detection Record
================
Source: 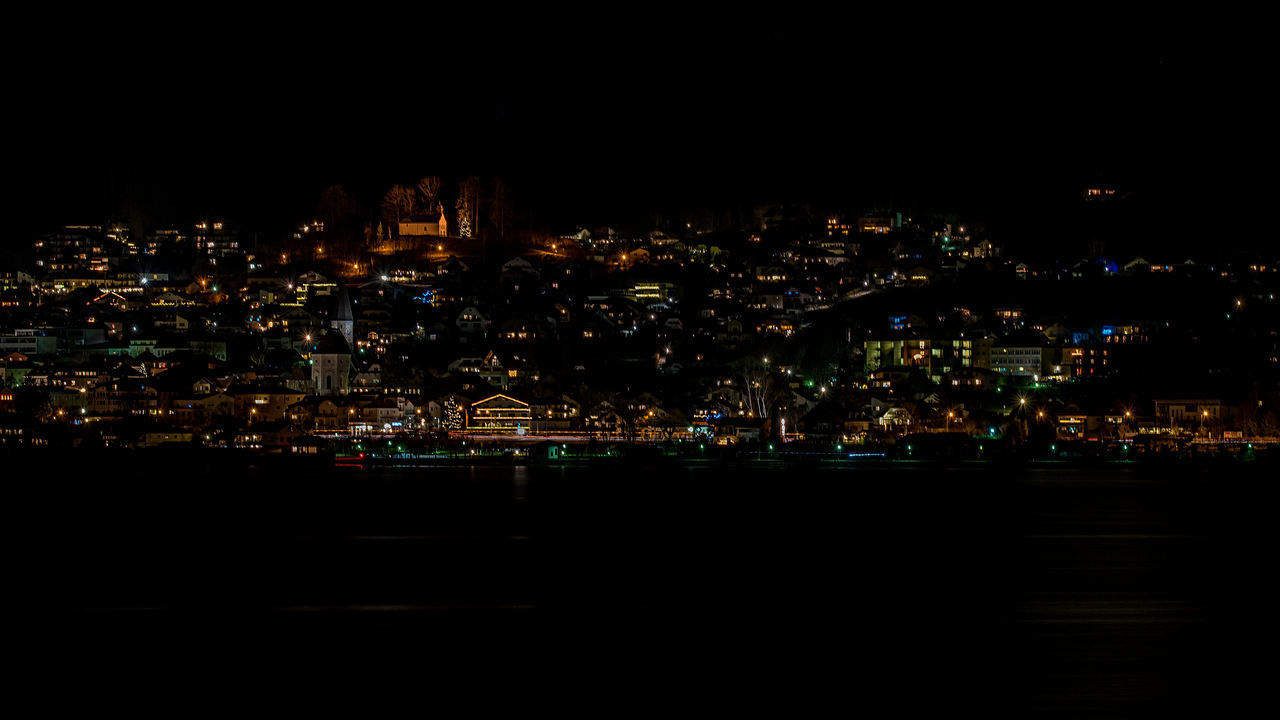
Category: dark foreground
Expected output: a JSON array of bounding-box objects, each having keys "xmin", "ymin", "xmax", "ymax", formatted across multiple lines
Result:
[{"xmin": 9, "ymin": 457, "xmax": 1273, "ymax": 715}]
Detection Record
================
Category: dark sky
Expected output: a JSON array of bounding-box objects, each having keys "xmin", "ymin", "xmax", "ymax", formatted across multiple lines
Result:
[{"xmin": 7, "ymin": 12, "xmax": 1267, "ymax": 255}]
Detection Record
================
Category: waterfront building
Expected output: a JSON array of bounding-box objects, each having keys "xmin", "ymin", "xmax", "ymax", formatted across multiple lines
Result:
[{"xmin": 467, "ymin": 394, "xmax": 532, "ymax": 434}]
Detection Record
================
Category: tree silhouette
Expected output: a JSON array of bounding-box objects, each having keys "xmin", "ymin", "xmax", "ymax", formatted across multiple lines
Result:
[
  {"xmin": 733, "ymin": 356, "xmax": 787, "ymax": 421},
  {"xmin": 456, "ymin": 177, "xmax": 481, "ymax": 239},
  {"xmin": 654, "ymin": 408, "xmax": 690, "ymax": 441},
  {"xmin": 382, "ymin": 185, "xmax": 418, "ymax": 229},
  {"xmin": 417, "ymin": 177, "xmax": 442, "ymax": 214},
  {"xmin": 317, "ymin": 185, "xmax": 362, "ymax": 258},
  {"xmin": 487, "ymin": 177, "xmax": 510, "ymax": 242}
]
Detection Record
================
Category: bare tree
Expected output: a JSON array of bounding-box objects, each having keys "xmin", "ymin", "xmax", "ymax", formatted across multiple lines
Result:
[
  {"xmin": 735, "ymin": 357, "xmax": 786, "ymax": 422},
  {"xmin": 417, "ymin": 176, "xmax": 442, "ymax": 214},
  {"xmin": 654, "ymin": 408, "xmax": 690, "ymax": 441},
  {"xmin": 381, "ymin": 185, "xmax": 418, "ymax": 228},
  {"xmin": 611, "ymin": 394, "xmax": 643, "ymax": 443}
]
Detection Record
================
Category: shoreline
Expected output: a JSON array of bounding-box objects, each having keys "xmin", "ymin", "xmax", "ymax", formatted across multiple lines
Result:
[{"xmin": 4, "ymin": 445, "xmax": 1273, "ymax": 471}]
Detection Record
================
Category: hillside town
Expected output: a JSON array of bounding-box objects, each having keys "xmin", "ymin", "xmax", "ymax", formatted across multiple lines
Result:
[{"xmin": 3, "ymin": 178, "xmax": 1278, "ymax": 460}]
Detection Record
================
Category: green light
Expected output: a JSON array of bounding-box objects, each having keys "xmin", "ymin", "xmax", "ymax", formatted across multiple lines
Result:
[
  {"xmin": 836, "ymin": 444, "xmax": 842, "ymax": 451},
  {"xmin": 768, "ymin": 444, "xmax": 774, "ymax": 451}
]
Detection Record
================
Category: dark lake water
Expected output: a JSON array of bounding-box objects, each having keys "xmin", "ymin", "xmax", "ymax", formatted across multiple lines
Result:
[{"xmin": 10, "ymin": 459, "xmax": 1273, "ymax": 715}]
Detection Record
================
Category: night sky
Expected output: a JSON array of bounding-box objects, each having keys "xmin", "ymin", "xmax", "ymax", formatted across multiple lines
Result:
[{"xmin": 8, "ymin": 13, "xmax": 1265, "ymax": 256}]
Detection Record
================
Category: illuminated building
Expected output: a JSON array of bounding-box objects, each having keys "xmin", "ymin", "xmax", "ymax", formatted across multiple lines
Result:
[
  {"xmin": 531, "ymin": 396, "xmax": 581, "ymax": 433},
  {"xmin": 1070, "ymin": 346, "xmax": 1110, "ymax": 377},
  {"xmin": 228, "ymin": 385, "xmax": 308, "ymax": 422},
  {"xmin": 0, "ymin": 329, "xmax": 58, "ymax": 356},
  {"xmin": 1100, "ymin": 324, "xmax": 1149, "ymax": 344},
  {"xmin": 626, "ymin": 282, "xmax": 680, "ymax": 304},
  {"xmin": 864, "ymin": 337, "xmax": 991, "ymax": 383},
  {"xmin": 989, "ymin": 345, "xmax": 1044, "ymax": 377},
  {"xmin": 467, "ymin": 394, "xmax": 532, "ymax": 433},
  {"xmin": 1153, "ymin": 398, "xmax": 1223, "ymax": 425},
  {"xmin": 373, "ymin": 211, "xmax": 450, "ymax": 255},
  {"xmin": 309, "ymin": 331, "xmax": 352, "ymax": 396},
  {"xmin": 857, "ymin": 213, "xmax": 901, "ymax": 234},
  {"xmin": 33, "ymin": 225, "xmax": 125, "ymax": 274},
  {"xmin": 144, "ymin": 227, "xmax": 188, "ymax": 255},
  {"xmin": 754, "ymin": 317, "xmax": 796, "ymax": 337},
  {"xmin": 992, "ymin": 307, "xmax": 1024, "ymax": 326},
  {"xmin": 193, "ymin": 219, "xmax": 245, "ymax": 258}
]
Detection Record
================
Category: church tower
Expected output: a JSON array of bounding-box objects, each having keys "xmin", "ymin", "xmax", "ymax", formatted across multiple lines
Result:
[
  {"xmin": 330, "ymin": 285, "xmax": 354, "ymax": 347},
  {"xmin": 310, "ymin": 330, "xmax": 352, "ymax": 396}
]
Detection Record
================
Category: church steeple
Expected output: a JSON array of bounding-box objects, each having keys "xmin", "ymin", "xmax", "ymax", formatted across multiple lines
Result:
[{"xmin": 331, "ymin": 285, "xmax": 354, "ymax": 346}]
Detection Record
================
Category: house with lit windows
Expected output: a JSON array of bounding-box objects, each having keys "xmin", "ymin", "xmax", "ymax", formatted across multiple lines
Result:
[{"xmin": 466, "ymin": 394, "xmax": 532, "ymax": 434}]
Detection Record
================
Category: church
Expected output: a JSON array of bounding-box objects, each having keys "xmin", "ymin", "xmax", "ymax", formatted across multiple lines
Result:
[{"xmin": 310, "ymin": 286, "xmax": 354, "ymax": 396}]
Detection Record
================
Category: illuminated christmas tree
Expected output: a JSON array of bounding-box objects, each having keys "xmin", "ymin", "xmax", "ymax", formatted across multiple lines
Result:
[
  {"xmin": 443, "ymin": 398, "xmax": 463, "ymax": 430},
  {"xmin": 456, "ymin": 194, "xmax": 472, "ymax": 239},
  {"xmin": 455, "ymin": 176, "xmax": 480, "ymax": 239}
]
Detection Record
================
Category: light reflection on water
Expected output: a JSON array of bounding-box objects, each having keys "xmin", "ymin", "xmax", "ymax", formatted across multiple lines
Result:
[{"xmin": 16, "ymin": 461, "xmax": 1273, "ymax": 714}]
